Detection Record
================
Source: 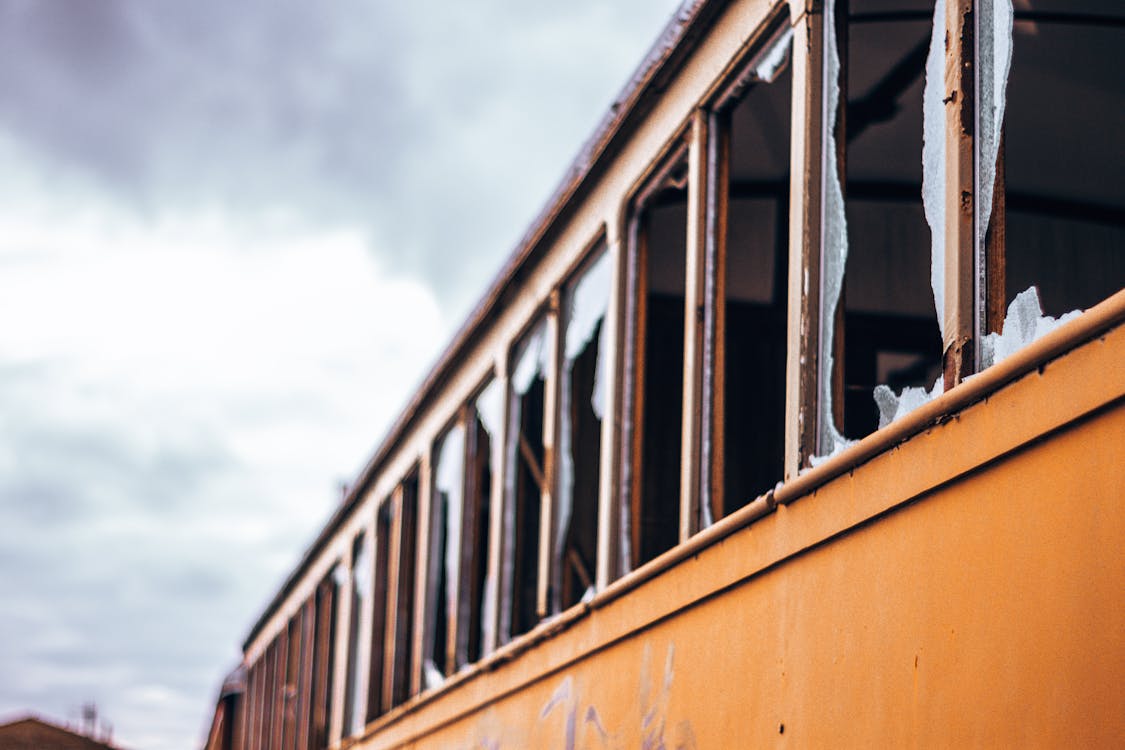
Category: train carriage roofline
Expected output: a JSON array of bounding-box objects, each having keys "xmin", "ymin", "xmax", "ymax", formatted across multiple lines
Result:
[{"xmin": 240, "ymin": 0, "xmax": 728, "ymax": 655}]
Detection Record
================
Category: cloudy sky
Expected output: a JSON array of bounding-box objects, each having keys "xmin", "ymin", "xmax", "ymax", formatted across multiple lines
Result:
[{"xmin": 0, "ymin": 1, "xmax": 683, "ymax": 747}]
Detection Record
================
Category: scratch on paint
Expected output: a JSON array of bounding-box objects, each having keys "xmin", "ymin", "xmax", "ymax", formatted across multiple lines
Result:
[{"xmin": 526, "ymin": 641, "xmax": 694, "ymax": 750}]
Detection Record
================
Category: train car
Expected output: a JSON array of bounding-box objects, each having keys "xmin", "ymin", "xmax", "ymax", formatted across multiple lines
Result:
[{"xmin": 202, "ymin": 0, "xmax": 1125, "ymax": 747}]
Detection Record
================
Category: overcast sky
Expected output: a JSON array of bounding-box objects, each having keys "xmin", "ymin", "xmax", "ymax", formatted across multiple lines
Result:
[{"xmin": 0, "ymin": 1, "xmax": 683, "ymax": 748}]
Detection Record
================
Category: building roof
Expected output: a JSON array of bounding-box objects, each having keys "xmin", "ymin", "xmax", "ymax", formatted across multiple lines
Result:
[{"xmin": 0, "ymin": 716, "xmax": 120, "ymax": 750}]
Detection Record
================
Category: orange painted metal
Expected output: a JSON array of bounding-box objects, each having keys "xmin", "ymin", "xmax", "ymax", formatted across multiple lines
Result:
[{"xmin": 348, "ymin": 319, "xmax": 1125, "ymax": 749}]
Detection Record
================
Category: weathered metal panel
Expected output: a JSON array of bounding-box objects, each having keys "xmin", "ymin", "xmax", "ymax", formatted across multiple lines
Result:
[{"xmin": 347, "ymin": 321, "xmax": 1125, "ymax": 748}]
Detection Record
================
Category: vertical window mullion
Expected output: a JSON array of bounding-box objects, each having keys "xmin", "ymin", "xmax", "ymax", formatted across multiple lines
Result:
[
  {"xmin": 942, "ymin": 0, "xmax": 978, "ymax": 388},
  {"xmin": 538, "ymin": 294, "xmax": 561, "ymax": 619},
  {"xmin": 785, "ymin": 4, "xmax": 829, "ymax": 478},
  {"xmin": 681, "ymin": 110, "xmax": 709, "ymax": 541}
]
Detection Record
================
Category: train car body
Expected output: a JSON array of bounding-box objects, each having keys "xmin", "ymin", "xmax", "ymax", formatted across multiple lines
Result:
[{"xmin": 203, "ymin": 1, "xmax": 1125, "ymax": 748}]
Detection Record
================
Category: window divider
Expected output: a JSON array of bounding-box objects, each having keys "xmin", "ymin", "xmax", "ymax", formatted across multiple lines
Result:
[
  {"xmin": 596, "ymin": 219, "xmax": 626, "ymax": 589},
  {"xmin": 681, "ymin": 109, "xmax": 710, "ymax": 541},
  {"xmin": 409, "ymin": 460, "xmax": 430, "ymax": 698},
  {"xmin": 381, "ymin": 487, "xmax": 403, "ymax": 711},
  {"xmin": 537, "ymin": 292, "xmax": 562, "ymax": 619},
  {"xmin": 942, "ymin": 0, "xmax": 978, "ymax": 389},
  {"xmin": 786, "ymin": 3, "xmax": 830, "ymax": 478}
]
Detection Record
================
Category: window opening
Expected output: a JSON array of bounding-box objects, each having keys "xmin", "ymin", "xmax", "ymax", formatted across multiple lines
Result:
[
  {"xmin": 465, "ymin": 380, "xmax": 501, "ymax": 661},
  {"xmin": 425, "ymin": 422, "xmax": 465, "ymax": 683},
  {"xmin": 342, "ymin": 532, "xmax": 370, "ymax": 737},
  {"xmin": 281, "ymin": 612, "xmax": 301, "ymax": 750},
  {"xmin": 262, "ymin": 642, "xmax": 277, "ymax": 750},
  {"xmin": 470, "ymin": 377, "xmax": 501, "ymax": 652},
  {"xmin": 389, "ymin": 473, "xmax": 419, "ymax": 706},
  {"xmin": 503, "ymin": 320, "xmax": 549, "ymax": 640},
  {"xmin": 555, "ymin": 248, "xmax": 609, "ymax": 611},
  {"xmin": 624, "ymin": 153, "xmax": 689, "ymax": 570},
  {"xmin": 981, "ymin": 0, "xmax": 1124, "ymax": 365},
  {"xmin": 839, "ymin": 0, "xmax": 944, "ymax": 436},
  {"xmin": 706, "ymin": 24, "xmax": 793, "ymax": 520},
  {"xmin": 295, "ymin": 599, "xmax": 314, "ymax": 750},
  {"xmin": 309, "ymin": 570, "xmax": 339, "ymax": 750},
  {"xmin": 365, "ymin": 503, "xmax": 391, "ymax": 722}
]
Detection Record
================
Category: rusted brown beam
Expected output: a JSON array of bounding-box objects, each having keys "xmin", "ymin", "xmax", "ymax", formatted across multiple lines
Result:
[
  {"xmin": 786, "ymin": 2, "xmax": 828, "ymax": 478},
  {"xmin": 702, "ymin": 106, "xmax": 729, "ymax": 528},
  {"xmin": 943, "ymin": 0, "xmax": 977, "ymax": 389},
  {"xmin": 984, "ymin": 129, "xmax": 1007, "ymax": 336}
]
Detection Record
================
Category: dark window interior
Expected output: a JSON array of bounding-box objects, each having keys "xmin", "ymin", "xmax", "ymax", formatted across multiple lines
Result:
[
  {"xmin": 633, "ymin": 163, "xmax": 687, "ymax": 568},
  {"xmin": 718, "ymin": 36, "xmax": 792, "ymax": 513},
  {"xmin": 282, "ymin": 612, "xmax": 300, "ymax": 750},
  {"xmin": 555, "ymin": 251, "xmax": 608, "ymax": 611},
  {"xmin": 365, "ymin": 503, "xmax": 391, "ymax": 722},
  {"xmin": 309, "ymin": 573, "xmax": 337, "ymax": 750},
  {"xmin": 464, "ymin": 386, "xmax": 496, "ymax": 662},
  {"xmin": 391, "ymin": 473, "xmax": 418, "ymax": 706},
  {"xmin": 842, "ymin": 3, "xmax": 943, "ymax": 438},
  {"xmin": 1003, "ymin": 2, "xmax": 1125, "ymax": 319},
  {"xmin": 427, "ymin": 427, "xmax": 461, "ymax": 679},
  {"xmin": 342, "ymin": 532, "xmax": 365, "ymax": 735},
  {"xmin": 506, "ymin": 326, "xmax": 546, "ymax": 640}
]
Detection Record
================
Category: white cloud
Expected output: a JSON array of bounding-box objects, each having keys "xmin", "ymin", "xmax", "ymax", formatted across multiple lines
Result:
[{"xmin": 0, "ymin": 1, "xmax": 686, "ymax": 747}]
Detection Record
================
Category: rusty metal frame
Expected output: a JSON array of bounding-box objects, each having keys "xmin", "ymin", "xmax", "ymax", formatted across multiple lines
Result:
[
  {"xmin": 786, "ymin": 0, "xmax": 830, "ymax": 478},
  {"xmin": 698, "ymin": 7, "xmax": 792, "ymax": 525},
  {"xmin": 620, "ymin": 136, "xmax": 691, "ymax": 573},
  {"xmin": 551, "ymin": 234, "xmax": 611, "ymax": 609},
  {"xmin": 366, "ymin": 502, "xmax": 391, "ymax": 722},
  {"xmin": 942, "ymin": 0, "xmax": 978, "ymax": 389}
]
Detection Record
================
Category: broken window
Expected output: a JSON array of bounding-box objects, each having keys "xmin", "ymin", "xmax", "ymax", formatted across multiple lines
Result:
[
  {"xmin": 389, "ymin": 472, "xmax": 419, "ymax": 706},
  {"xmin": 502, "ymin": 319, "xmax": 550, "ymax": 640},
  {"xmin": 463, "ymin": 380, "xmax": 500, "ymax": 661},
  {"xmin": 308, "ymin": 569, "xmax": 339, "ymax": 750},
  {"xmin": 623, "ymin": 151, "xmax": 689, "ymax": 570},
  {"xmin": 295, "ymin": 599, "xmax": 314, "ymax": 750},
  {"xmin": 981, "ymin": 0, "xmax": 1125, "ymax": 362},
  {"xmin": 704, "ymin": 19, "xmax": 793, "ymax": 520},
  {"xmin": 365, "ymin": 502, "xmax": 391, "ymax": 722},
  {"xmin": 841, "ymin": 0, "xmax": 944, "ymax": 436},
  {"xmin": 281, "ymin": 611, "xmax": 302, "ymax": 750},
  {"xmin": 424, "ymin": 421, "xmax": 464, "ymax": 683},
  {"xmin": 342, "ymin": 532, "xmax": 370, "ymax": 737},
  {"xmin": 555, "ymin": 247, "xmax": 609, "ymax": 611}
]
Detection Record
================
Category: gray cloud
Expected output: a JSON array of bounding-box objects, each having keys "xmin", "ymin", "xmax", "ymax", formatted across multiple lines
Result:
[
  {"xmin": 0, "ymin": 0, "xmax": 680, "ymax": 319},
  {"xmin": 0, "ymin": 1, "xmax": 685, "ymax": 747}
]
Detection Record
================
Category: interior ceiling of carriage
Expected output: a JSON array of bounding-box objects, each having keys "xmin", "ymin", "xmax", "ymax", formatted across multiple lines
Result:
[{"xmin": 728, "ymin": 0, "xmax": 1125, "ymax": 212}]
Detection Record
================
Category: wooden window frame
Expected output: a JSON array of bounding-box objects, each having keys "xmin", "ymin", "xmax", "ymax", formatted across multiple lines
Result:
[
  {"xmin": 694, "ymin": 8, "xmax": 793, "ymax": 526},
  {"xmin": 619, "ymin": 137, "xmax": 691, "ymax": 574},
  {"xmin": 551, "ymin": 236, "xmax": 610, "ymax": 612},
  {"xmin": 366, "ymin": 501, "xmax": 392, "ymax": 721},
  {"xmin": 499, "ymin": 311, "xmax": 557, "ymax": 642}
]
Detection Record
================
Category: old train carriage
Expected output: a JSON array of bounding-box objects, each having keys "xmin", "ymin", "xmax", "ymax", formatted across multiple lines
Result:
[{"xmin": 203, "ymin": 0, "xmax": 1125, "ymax": 748}]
